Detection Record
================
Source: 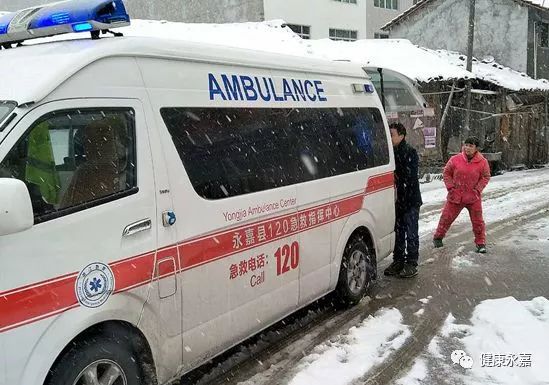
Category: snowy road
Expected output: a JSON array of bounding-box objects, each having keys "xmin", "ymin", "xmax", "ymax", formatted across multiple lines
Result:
[{"xmin": 178, "ymin": 167, "xmax": 549, "ymax": 385}]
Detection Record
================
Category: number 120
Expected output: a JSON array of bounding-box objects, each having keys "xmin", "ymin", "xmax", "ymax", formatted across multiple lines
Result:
[{"xmin": 275, "ymin": 241, "xmax": 299, "ymax": 276}]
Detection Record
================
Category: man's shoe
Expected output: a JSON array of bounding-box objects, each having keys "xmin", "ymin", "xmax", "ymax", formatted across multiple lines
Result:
[
  {"xmin": 384, "ymin": 261, "xmax": 404, "ymax": 276},
  {"xmin": 399, "ymin": 263, "xmax": 418, "ymax": 278},
  {"xmin": 433, "ymin": 238, "xmax": 444, "ymax": 248},
  {"xmin": 476, "ymin": 244, "xmax": 487, "ymax": 254}
]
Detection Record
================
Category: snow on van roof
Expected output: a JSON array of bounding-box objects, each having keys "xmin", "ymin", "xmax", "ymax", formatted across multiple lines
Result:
[
  {"xmin": 122, "ymin": 19, "xmax": 471, "ymax": 83},
  {"xmin": 0, "ymin": 21, "xmax": 365, "ymax": 104},
  {"xmin": 121, "ymin": 18, "xmax": 549, "ymax": 91},
  {"xmin": 1, "ymin": 16, "xmax": 547, "ymax": 103}
]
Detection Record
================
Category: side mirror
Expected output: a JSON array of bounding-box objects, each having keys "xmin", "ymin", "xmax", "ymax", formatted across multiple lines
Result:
[{"xmin": 0, "ymin": 178, "xmax": 34, "ymax": 236}]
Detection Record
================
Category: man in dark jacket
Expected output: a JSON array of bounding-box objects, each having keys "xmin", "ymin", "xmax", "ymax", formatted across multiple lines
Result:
[{"xmin": 384, "ymin": 123, "xmax": 423, "ymax": 278}]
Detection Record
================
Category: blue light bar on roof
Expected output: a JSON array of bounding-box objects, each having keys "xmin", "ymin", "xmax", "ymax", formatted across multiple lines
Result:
[
  {"xmin": 0, "ymin": 0, "xmax": 130, "ymax": 45},
  {"xmin": 0, "ymin": 13, "xmax": 16, "ymax": 36},
  {"xmin": 73, "ymin": 22, "xmax": 93, "ymax": 32}
]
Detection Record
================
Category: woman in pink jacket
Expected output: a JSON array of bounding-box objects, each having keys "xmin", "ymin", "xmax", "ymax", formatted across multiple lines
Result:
[{"xmin": 433, "ymin": 136, "xmax": 491, "ymax": 253}]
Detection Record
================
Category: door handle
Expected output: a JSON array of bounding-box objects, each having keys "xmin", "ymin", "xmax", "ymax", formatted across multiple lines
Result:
[{"xmin": 123, "ymin": 218, "xmax": 152, "ymax": 237}]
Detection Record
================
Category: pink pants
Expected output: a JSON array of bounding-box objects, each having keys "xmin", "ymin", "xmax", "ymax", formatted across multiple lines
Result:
[{"xmin": 434, "ymin": 199, "xmax": 486, "ymax": 245}]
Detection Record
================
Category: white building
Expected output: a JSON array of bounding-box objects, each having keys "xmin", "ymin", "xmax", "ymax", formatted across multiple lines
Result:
[
  {"xmin": 366, "ymin": 0, "xmax": 417, "ymax": 39},
  {"xmin": 265, "ymin": 0, "xmax": 414, "ymax": 40},
  {"xmin": 0, "ymin": 0, "xmax": 415, "ymax": 39}
]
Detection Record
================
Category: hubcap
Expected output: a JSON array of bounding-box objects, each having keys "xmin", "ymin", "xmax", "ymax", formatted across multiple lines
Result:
[
  {"xmin": 73, "ymin": 359, "xmax": 127, "ymax": 385},
  {"xmin": 346, "ymin": 249, "xmax": 368, "ymax": 295}
]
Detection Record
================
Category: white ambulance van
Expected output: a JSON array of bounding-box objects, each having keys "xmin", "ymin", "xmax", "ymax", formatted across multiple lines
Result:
[{"xmin": 0, "ymin": 1, "xmax": 396, "ymax": 384}]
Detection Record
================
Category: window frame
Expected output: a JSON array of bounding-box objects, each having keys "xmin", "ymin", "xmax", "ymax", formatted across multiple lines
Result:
[
  {"xmin": 160, "ymin": 107, "xmax": 390, "ymax": 201},
  {"xmin": 0, "ymin": 106, "xmax": 139, "ymax": 224},
  {"xmin": 374, "ymin": 32, "xmax": 390, "ymax": 39},
  {"xmin": 286, "ymin": 23, "xmax": 311, "ymax": 39},
  {"xmin": 329, "ymin": 28, "xmax": 359, "ymax": 41},
  {"xmin": 538, "ymin": 21, "xmax": 549, "ymax": 48},
  {"xmin": 374, "ymin": 0, "xmax": 399, "ymax": 10}
]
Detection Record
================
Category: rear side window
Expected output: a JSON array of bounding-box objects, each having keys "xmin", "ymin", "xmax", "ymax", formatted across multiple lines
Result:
[
  {"xmin": 161, "ymin": 107, "xmax": 389, "ymax": 200},
  {"xmin": 0, "ymin": 108, "xmax": 137, "ymax": 222}
]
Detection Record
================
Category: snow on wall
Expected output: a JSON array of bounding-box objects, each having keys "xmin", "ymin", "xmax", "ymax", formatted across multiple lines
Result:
[{"xmin": 0, "ymin": 13, "xmax": 546, "ymax": 91}]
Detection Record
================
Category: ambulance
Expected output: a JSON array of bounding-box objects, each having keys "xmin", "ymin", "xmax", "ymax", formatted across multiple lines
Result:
[{"xmin": 0, "ymin": 1, "xmax": 399, "ymax": 384}]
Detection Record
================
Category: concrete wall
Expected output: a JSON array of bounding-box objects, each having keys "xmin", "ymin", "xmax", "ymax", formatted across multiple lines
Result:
[
  {"xmin": 126, "ymin": 0, "xmax": 264, "ymax": 23},
  {"xmin": 366, "ymin": 0, "xmax": 414, "ymax": 38},
  {"xmin": 263, "ymin": 0, "xmax": 367, "ymax": 39},
  {"xmin": 388, "ymin": 0, "xmax": 529, "ymax": 72},
  {"xmin": 0, "ymin": 0, "xmax": 265, "ymax": 23},
  {"xmin": 0, "ymin": 0, "xmax": 49, "ymax": 11},
  {"xmin": 0, "ymin": 0, "xmax": 418, "ymax": 40}
]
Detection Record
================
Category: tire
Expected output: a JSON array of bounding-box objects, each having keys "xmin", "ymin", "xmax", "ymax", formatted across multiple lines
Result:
[
  {"xmin": 46, "ymin": 327, "xmax": 144, "ymax": 385},
  {"xmin": 335, "ymin": 237, "xmax": 375, "ymax": 306}
]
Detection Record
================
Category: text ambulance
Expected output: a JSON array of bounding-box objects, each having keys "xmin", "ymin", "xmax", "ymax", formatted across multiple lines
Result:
[{"xmin": 0, "ymin": 4, "xmax": 396, "ymax": 385}]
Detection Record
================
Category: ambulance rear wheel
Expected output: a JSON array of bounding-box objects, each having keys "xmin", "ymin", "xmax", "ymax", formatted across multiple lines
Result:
[
  {"xmin": 335, "ymin": 237, "xmax": 375, "ymax": 306},
  {"xmin": 46, "ymin": 333, "xmax": 143, "ymax": 385}
]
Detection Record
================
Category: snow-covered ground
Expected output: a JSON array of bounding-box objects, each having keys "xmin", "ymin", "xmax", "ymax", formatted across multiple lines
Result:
[
  {"xmin": 288, "ymin": 308, "xmax": 409, "ymax": 385},
  {"xmin": 279, "ymin": 297, "xmax": 549, "ymax": 385},
  {"xmin": 233, "ymin": 168, "xmax": 549, "ymax": 385},
  {"xmin": 397, "ymin": 297, "xmax": 549, "ymax": 385},
  {"xmin": 499, "ymin": 215, "xmax": 549, "ymax": 254},
  {"xmin": 419, "ymin": 168, "xmax": 549, "ymax": 239}
]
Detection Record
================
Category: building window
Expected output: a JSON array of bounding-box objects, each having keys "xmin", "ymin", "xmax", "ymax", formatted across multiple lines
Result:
[
  {"xmin": 374, "ymin": 0, "xmax": 399, "ymax": 10},
  {"xmin": 374, "ymin": 32, "xmax": 389, "ymax": 39},
  {"xmin": 329, "ymin": 28, "xmax": 358, "ymax": 41},
  {"xmin": 538, "ymin": 22, "xmax": 549, "ymax": 47},
  {"xmin": 334, "ymin": 0, "xmax": 358, "ymax": 3},
  {"xmin": 287, "ymin": 24, "xmax": 311, "ymax": 39}
]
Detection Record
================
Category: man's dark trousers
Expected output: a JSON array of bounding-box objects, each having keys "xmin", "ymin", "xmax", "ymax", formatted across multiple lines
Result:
[{"xmin": 394, "ymin": 207, "xmax": 420, "ymax": 267}]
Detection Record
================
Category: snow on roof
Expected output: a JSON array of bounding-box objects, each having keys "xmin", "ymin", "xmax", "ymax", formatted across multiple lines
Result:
[
  {"xmin": 124, "ymin": 20, "xmax": 549, "ymax": 90},
  {"xmin": 516, "ymin": 0, "xmax": 549, "ymax": 9},
  {"xmin": 305, "ymin": 38, "xmax": 472, "ymax": 83},
  {"xmin": 0, "ymin": 16, "xmax": 547, "ymax": 102},
  {"xmin": 124, "ymin": 20, "xmax": 471, "ymax": 83},
  {"xmin": 0, "ymin": 22, "xmax": 363, "ymax": 104},
  {"xmin": 431, "ymin": 49, "xmax": 549, "ymax": 91},
  {"xmin": 126, "ymin": 18, "xmax": 313, "ymax": 56}
]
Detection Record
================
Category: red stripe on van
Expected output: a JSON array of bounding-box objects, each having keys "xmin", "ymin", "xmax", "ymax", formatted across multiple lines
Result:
[
  {"xmin": 0, "ymin": 275, "xmax": 78, "ymax": 332},
  {"xmin": 0, "ymin": 252, "xmax": 158, "ymax": 333},
  {"xmin": 0, "ymin": 172, "xmax": 394, "ymax": 333},
  {"xmin": 366, "ymin": 172, "xmax": 394, "ymax": 195},
  {"xmin": 178, "ymin": 193, "xmax": 365, "ymax": 271},
  {"xmin": 112, "ymin": 252, "xmax": 156, "ymax": 293}
]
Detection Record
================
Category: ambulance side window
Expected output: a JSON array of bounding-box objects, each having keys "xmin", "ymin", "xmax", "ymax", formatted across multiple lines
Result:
[
  {"xmin": 0, "ymin": 108, "xmax": 137, "ymax": 222},
  {"xmin": 160, "ymin": 107, "xmax": 389, "ymax": 200}
]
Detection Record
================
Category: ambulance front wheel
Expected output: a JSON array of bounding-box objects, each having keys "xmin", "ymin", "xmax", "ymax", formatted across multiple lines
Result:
[
  {"xmin": 46, "ymin": 324, "xmax": 149, "ymax": 385},
  {"xmin": 335, "ymin": 237, "xmax": 375, "ymax": 306}
]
